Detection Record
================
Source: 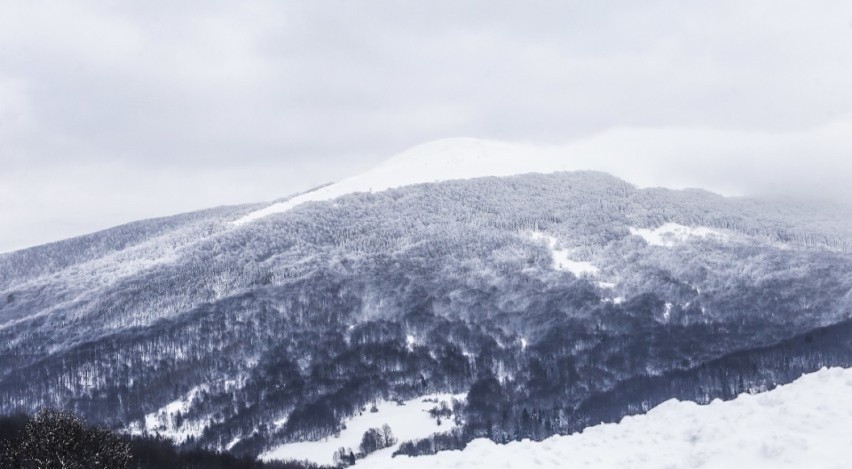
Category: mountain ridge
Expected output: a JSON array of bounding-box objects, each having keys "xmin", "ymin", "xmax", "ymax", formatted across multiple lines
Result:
[
  {"xmin": 1, "ymin": 165, "xmax": 851, "ymax": 462},
  {"xmin": 233, "ymin": 138, "xmax": 559, "ymax": 225}
]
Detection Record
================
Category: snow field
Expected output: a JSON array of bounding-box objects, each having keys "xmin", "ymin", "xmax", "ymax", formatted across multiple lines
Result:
[
  {"xmin": 527, "ymin": 231, "xmax": 599, "ymax": 277},
  {"xmin": 127, "ymin": 385, "xmax": 210, "ymax": 443},
  {"xmin": 261, "ymin": 393, "xmax": 465, "ymax": 466},
  {"xmin": 630, "ymin": 223, "xmax": 727, "ymax": 247},
  {"xmin": 360, "ymin": 367, "xmax": 852, "ymax": 469}
]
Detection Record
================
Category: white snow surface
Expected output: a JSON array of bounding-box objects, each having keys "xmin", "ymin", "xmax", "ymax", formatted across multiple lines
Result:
[
  {"xmin": 630, "ymin": 222, "xmax": 727, "ymax": 247},
  {"xmin": 234, "ymin": 138, "xmax": 586, "ymax": 225},
  {"xmin": 360, "ymin": 367, "xmax": 852, "ymax": 469},
  {"xmin": 127, "ymin": 385, "xmax": 209, "ymax": 443},
  {"xmin": 527, "ymin": 231, "xmax": 599, "ymax": 276},
  {"xmin": 261, "ymin": 393, "xmax": 464, "ymax": 466}
]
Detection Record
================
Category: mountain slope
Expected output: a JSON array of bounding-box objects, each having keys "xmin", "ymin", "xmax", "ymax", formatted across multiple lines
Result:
[{"xmin": 1, "ymin": 141, "xmax": 851, "ymax": 459}]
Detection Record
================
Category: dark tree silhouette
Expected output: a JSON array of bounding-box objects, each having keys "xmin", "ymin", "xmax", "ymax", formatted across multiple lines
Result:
[
  {"xmin": 0, "ymin": 408, "xmax": 131, "ymax": 468},
  {"xmin": 358, "ymin": 424, "xmax": 397, "ymax": 456}
]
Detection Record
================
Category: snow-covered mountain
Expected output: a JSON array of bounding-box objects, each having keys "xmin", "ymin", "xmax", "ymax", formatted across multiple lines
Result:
[
  {"xmin": 234, "ymin": 138, "xmax": 562, "ymax": 225},
  {"xmin": 1, "ymin": 139, "xmax": 852, "ymax": 462}
]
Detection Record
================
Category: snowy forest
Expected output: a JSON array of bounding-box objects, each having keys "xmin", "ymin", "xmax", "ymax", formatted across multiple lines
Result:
[{"xmin": 1, "ymin": 171, "xmax": 851, "ymax": 459}]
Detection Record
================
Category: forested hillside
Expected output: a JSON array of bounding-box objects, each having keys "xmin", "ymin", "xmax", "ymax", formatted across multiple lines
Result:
[{"xmin": 1, "ymin": 171, "xmax": 851, "ymax": 458}]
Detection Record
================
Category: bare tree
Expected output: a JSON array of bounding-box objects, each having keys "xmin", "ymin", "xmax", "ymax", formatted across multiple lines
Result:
[{"xmin": 380, "ymin": 424, "xmax": 397, "ymax": 447}]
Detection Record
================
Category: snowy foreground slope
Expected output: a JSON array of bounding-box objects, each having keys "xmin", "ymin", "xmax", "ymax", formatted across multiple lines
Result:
[{"xmin": 363, "ymin": 367, "xmax": 852, "ymax": 469}]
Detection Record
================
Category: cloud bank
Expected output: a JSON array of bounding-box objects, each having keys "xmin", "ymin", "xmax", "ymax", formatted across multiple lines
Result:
[{"xmin": 1, "ymin": 1, "xmax": 852, "ymax": 252}]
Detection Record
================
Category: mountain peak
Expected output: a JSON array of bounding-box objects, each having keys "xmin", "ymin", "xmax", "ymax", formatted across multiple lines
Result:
[
  {"xmin": 383, "ymin": 137, "xmax": 517, "ymax": 165},
  {"xmin": 233, "ymin": 138, "xmax": 572, "ymax": 225}
]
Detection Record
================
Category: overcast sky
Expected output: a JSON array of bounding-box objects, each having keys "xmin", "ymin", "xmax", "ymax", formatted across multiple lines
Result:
[{"xmin": 1, "ymin": 1, "xmax": 852, "ymax": 253}]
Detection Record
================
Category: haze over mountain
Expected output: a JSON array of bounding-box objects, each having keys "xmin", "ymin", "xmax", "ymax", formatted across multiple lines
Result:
[
  {"xmin": 233, "ymin": 133, "xmax": 852, "ymax": 227},
  {"xmin": 4, "ymin": 0, "xmax": 852, "ymax": 253},
  {"xmin": 2, "ymin": 140, "xmax": 851, "ymax": 465},
  {"xmin": 4, "ymin": 124, "xmax": 852, "ymax": 253}
]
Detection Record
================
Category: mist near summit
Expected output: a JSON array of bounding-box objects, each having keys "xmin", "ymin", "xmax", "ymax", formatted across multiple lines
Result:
[{"xmin": 2, "ymin": 0, "xmax": 852, "ymax": 252}]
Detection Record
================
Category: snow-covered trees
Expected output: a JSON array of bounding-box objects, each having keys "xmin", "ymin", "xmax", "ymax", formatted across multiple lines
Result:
[
  {"xmin": 0, "ymin": 408, "xmax": 131, "ymax": 468},
  {"xmin": 1, "ymin": 171, "xmax": 852, "ymax": 457},
  {"xmin": 332, "ymin": 446, "xmax": 356, "ymax": 466}
]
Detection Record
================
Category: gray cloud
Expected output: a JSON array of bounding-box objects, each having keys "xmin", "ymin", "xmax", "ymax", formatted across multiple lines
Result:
[{"xmin": 1, "ymin": 0, "xmax": 852, "ymax": 252}]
